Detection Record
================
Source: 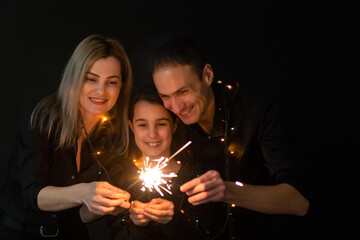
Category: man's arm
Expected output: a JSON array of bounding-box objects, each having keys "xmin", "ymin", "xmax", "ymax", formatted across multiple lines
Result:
[{"xmin": 180, "ymin": 170, "xmax": 309, "ymax": 216}]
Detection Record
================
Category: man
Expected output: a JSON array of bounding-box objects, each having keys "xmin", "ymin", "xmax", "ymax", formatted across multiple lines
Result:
[{"xmin": 151, "ymin": 38, "xmax": 309, "ymax": 239}]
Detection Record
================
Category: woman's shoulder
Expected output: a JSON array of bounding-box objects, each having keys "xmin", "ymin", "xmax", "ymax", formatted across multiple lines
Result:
[{"xmin": 19, "ymin": 94, "xmax": 60, "ymax": 149}]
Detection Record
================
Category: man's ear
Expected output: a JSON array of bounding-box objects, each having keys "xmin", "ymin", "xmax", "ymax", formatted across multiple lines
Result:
[
  {"xmin": 128, "ymin": 120, "xmax": 134, "ymax": 132},
  {"xmin": 202, "ymin": 63, "xmax": 214, "ymax": 86}
]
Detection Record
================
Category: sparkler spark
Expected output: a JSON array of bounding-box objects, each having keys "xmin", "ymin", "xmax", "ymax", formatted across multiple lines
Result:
[
  {"xmin": 139, "ymin": 157, "xmax": 177, "ymax": 196},
  {"xmin": 138, "ymin": 141, "xmax": 192, "ymax": 196}
]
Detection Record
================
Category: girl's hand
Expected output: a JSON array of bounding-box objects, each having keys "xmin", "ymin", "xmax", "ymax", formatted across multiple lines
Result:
[
  {"xmin": 143, "ymin": 198, "xmax": 174, "ymax": 224},
  {"xmin": 130, "ymin": 200, "xmax": 151, "ymax": 226}
]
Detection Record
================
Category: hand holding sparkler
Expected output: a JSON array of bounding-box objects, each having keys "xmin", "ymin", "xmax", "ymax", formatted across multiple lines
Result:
[
  {"xmin": 180, "ymin": 170, "xmax": 227, "ymax": 206},
  {"xmin": 130, "ymin": 198, "xmax": 174, "ymax": 226}
]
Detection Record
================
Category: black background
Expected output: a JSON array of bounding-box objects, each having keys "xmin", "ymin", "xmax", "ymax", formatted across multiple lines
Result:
[{"xmin": 0, "ymin": 0, "xmax": 358, "ymax": 239}]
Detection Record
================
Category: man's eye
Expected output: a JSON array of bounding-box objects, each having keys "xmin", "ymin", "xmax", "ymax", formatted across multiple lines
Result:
[{"xmin": 160, "ymin": 95, "xmax": 169, "ymax": 99}]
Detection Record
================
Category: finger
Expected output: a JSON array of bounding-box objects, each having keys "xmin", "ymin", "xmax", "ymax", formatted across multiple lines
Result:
[
  {"xmin": 187, "ymin": 184, "xmax": 225, "ymax": 205},
  {"xmin": 94, "ymin": 196, "xmax": 129, "ymax": 208},
  {"xmin": 130, "ymin": 205, "xmax": 146, "ymax": 215},
  {"xmin": 148, "ymin": 199, "xmax": 173, "ymax": 210},
  {"xmin": 98, "ymin": 188, "xmax": 131, "ymax": 200},
  {"xmin": 92, "ymin": 182, "xmax": 131, "ymax": 200},
  {"xmin": 130, "ymin": 213, "xmax": 147, "ymax": 221},
  {"xmin": 118, "ymin": 199, "xmax": 131, "ymax": 209},
  {"xmin": 131, "ymin": 200, "xmax": 148, "ymax": 209},
  {"xmin": 100, "ymin": 181, "xmax": 128, "ymax": 193},
  {"xmin": 185, "ymin": 177, "xmax": 222, "ymax": 196},
  {"xmin": 180, "ymin": 170, "xmax": 219, "ymax": 192},
  {"xmin": 191, "ymin": 190, "xmax": 226, "ymax": 206},
  {"xmin": 144, "ymin": 208, "xmax": 173, "ymax": 218}
]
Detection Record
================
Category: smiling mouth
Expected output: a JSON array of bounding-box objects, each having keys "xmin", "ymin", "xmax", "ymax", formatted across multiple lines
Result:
[
  {"xmin": 89, "ymin": 97, "xmax": 107, "ymax": 104},
  {"xmin": 145, "ymin": 142, "xmax": 161, "ymax": 147},
  {"xmin": 180, "ymin": 105, "xmax": 193, "ymax": 115}
]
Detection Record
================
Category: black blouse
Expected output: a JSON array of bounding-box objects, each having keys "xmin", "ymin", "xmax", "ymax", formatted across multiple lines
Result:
[{"xmin": 0, "ymin": 112, "xmax": 116, "ymax": 239}]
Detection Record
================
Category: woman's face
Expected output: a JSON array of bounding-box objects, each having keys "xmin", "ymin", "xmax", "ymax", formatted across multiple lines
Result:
[
  {"xmin": 79, "ymin": 56, "xmax": 122, "ymax": 122},
  {"xmin": 129, "ymin": 101, "xmax": 176, "ymax": 159}
]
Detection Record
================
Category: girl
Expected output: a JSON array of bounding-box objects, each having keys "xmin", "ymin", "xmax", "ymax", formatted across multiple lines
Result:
[{"xmin": 108, "ymin": 85, "xmax": 199, "ymax": 240}]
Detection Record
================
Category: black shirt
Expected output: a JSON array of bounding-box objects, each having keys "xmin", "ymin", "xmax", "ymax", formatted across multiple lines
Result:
[
  {"xmin": 0, "ymin": 112, "xmax": 115, "ymax": 239},
  {"xmin": 173, "ymin": 81, "xmax": 307, "ymax": 240}
]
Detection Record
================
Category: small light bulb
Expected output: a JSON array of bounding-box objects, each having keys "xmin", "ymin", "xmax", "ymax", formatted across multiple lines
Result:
[{"xmin": 235, "ymin": 181, "xmax": 243, "ymax": 187}]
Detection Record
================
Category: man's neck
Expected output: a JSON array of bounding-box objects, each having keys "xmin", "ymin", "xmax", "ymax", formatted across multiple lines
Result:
[{"xmin": 198, "ymin": 89, "xmax": 215, "ymax": 134}]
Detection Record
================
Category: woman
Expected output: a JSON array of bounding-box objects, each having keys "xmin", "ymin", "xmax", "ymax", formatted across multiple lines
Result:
[
  {"xmin": 107, "ymin": 85, "xmax": 200, "ymax": 240},
  {"xmin": 0, "ymin": 35, "xmax": 132, "ymax": 239}
]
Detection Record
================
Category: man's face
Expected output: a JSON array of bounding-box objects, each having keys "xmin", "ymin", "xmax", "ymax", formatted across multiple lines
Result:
[{"xmin": 153, "ymin": 64, "xmax": 213, "ymax": 126}]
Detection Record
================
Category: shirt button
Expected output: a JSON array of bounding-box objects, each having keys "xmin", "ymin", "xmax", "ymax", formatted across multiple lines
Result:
[
  {"xmin": 208, "ymin": 136, "xmax": 211, "ymax": 140},
  {"xmin": 71, "ymin": 175, "xmax": 75, "ymax": 180}
]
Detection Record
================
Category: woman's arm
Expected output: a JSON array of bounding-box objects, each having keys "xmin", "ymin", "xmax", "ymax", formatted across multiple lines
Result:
[{"xmin": 38, "ymin": 181, "xmax": 130, "ymax": 214}]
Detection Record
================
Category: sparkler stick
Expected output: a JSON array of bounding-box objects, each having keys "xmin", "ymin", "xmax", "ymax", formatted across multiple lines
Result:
[{"xmin": 168, "ymin": 141, "xmax": 192, "ymax": 161}]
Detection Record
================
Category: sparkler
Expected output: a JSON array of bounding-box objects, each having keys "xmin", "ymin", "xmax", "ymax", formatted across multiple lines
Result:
[{"xmin": 137, "ymin": 141, "xmax": 192, "ymax": 196}]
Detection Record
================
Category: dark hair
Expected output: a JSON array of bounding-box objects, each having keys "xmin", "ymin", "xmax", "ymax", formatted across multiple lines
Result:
[
  {"xmin": 127, "ymin": 84, "xmax": 177, "ymax": 160},
  {"xmin": 128, "ymin": 84, "xmax": 177, "ymax": 122},
  {"xmin": 150, "ymin": 37, "xmax": 207, "ymax": 79}
]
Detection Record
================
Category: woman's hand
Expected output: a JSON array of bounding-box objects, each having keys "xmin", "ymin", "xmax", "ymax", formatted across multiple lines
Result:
[{"xmin": 81, "ymin": 181, "xmax": 131, "ymax": 216}]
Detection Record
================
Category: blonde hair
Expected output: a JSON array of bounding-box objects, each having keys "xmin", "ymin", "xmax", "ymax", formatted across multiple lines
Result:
[{"xmin": 31, "ymin": 35, "xmax": 132, "ymax": 156}]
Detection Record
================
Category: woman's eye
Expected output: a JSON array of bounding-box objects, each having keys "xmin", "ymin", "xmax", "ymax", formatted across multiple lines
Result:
[
  {"xmin": 86, "ymin": 78, "xmax": 96, "ymax": 82},
  {"xmin": 107, "ymin": 80, "xmax": 119, "ymax": 85}
]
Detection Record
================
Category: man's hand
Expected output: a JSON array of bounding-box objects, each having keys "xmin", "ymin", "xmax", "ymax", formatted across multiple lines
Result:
[{"xmin": 180, "ymin": 170, "xmax": 226, "ymax": 205}]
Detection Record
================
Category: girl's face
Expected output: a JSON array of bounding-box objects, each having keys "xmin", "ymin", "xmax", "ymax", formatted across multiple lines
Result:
[
  {"xmin": 129, "ymin": 101, "xmax": 176, "ymax": 159},
  {"xmin": 79, "ymin": 56, "xmax": 122, "ymax": 123}
]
